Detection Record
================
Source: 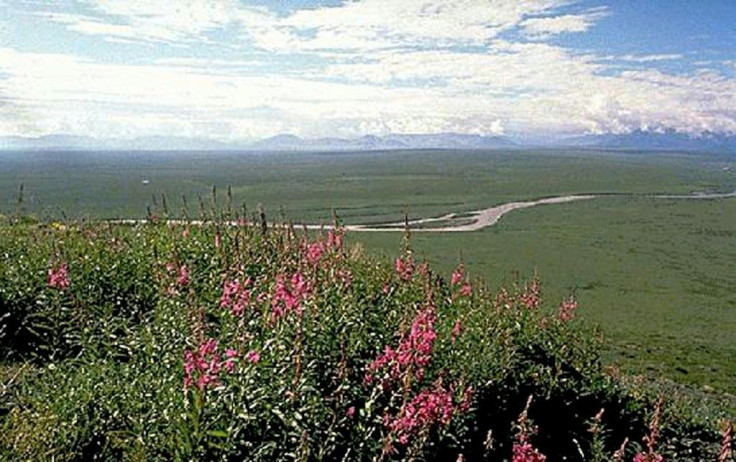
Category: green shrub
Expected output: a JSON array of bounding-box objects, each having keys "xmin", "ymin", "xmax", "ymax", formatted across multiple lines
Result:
[{"xmin": 0, "ymin": 218, "xmax": 729, "ymax": 461}]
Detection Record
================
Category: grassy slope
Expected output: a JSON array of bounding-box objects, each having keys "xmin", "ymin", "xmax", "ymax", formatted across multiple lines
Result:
[{"xmin": 2, "ymin": 219, "xmax": 728, "ymax": 460}]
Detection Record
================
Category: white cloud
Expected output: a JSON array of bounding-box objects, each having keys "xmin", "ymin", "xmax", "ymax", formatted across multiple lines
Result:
[
  {"xmin": 272, "ymin": 0, "xmax": 570, "ymax": 51},
  {"xmin": 2, "ymin": 1, "xmax": 735, "ymax": 139},
  {"xmin": 616, "ymin": 54, "xmax": 684, "ymax": 63},
  {"xmin": 0, "ymin": 47, "xmax": 515, "ymax": 139},
  {"xmin": 49, "ymin": 0, "xmax": 575, "ymax": 51},
  {"xmin": 520, "ymin": 7, "xmax": 609, "ymax": 39},
  {"xmin": 40, "ymin": 0, "xmax": 275, "ymax": 44}
]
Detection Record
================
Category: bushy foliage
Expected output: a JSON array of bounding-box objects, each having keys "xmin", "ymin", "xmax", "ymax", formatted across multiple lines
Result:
[{"xmin": 0, "ymin": 217, "xmax": 730, "ymax": 461}]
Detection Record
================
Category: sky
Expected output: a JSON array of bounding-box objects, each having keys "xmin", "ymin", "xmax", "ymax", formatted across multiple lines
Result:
[{"xmin": 1, "ymin": 0, "xmax": 735, "ymax": 141}]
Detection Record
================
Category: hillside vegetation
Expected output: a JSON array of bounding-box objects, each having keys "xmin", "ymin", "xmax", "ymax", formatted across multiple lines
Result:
[{"xmin": 0, "ymin": 213, "xmax": 733, "ymax": 461}]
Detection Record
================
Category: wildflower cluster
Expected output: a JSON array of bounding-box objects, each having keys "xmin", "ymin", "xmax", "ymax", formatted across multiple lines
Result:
[
  {"xmin": 47, "ymin": 262, "xmax": 70, "ymax": 290},
  {"xmin": 270, "ymin": 271, "xmax": 312, "ymax": 320},
  {"xmin": 366, "ymin": 305, "xmax": 437, "ymax": 385},
  {"xmin": 519, "ymin": 274, "xmax": 541, "ymax": 310},
  {"xmin": 220, "ymin": 277, "xmax": 253, "ymax": 317},
  {"xmin": 2, "ymin": 218, "xmax": 722, "ymax": 461},
  {"xmin": 394, "ymin": 254, "xmax": 414, "ymax": 281},
  {"xmin": 183, "ymin": 338, "xmax": 237, "ymax": 391},
  {"xmin": 366, "ymin": 297, "xmax": 473, "ymax": 449},
  {"xmin": 386, "ymin": 379, "xmax": 455, "ymax": 445}
]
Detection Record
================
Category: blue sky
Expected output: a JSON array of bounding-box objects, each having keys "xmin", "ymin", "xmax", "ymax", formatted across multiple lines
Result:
[{"xmin": 1, "ymin": 0, "xmax": 735, "ymax": 140}]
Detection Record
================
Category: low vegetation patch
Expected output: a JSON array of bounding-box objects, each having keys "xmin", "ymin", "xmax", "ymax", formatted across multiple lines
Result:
[{"xmin": 0, "ymin": 214, "xmax": 732, "ymax": 461}]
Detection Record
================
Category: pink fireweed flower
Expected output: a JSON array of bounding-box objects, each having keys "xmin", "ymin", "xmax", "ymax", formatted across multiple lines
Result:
[
  {"xmin": 635, "ymin": 398, "xmax": 664, "ymax": 462},
  {"xmin": 452, "ymin": 264, "xmax": 471, "ymax": 298},
  {"xmin": 271, "ymin": 272, "xmax": 312, "ymax": 320},
  {"xmin": 246, "ymin": 349, "xmax": 260, "ymax": 364},
  {"xmin": 512, "ymin": 396, "xmax": 546, "ymax": 462},
  {"xmin": 451, "ymin": 320, "xmax": 463, "ymax": 345},
  {"xmin": 451, "ymin": 264, "xmax": 465, "ymax": 286},
  {"xmin": 327, "ymin": 228, "xmax": 343, "ymax": 250},
  {"xmin": 459, "ymin": 385, "xmax": 474, "ymax": 413},
  {"xmin": 220, "ymin": 278, "xmax": 252, "ymax": 316},
  {"xmin": 719, "ymin": 420, "xmax": 733, "ymax": 462},
  {"xmin": 48, "ymin": 263, "xmax": 70, "ymax": 290},
  {"xmin": 346, "ymin": 406, "xmax": 356, "ymax": 419},
  {"xmin": 559, "ymin": 296, "xmax": 578, "ymax": 322},
  {"xmin": 199, "ymin": 338, "xmax": 218, "ymax": 357},
  {"xmin": 418, "ymin": 261, "xmax": 430, "ymax": 278},
  {"xmin": 520, "ymin": 275, "xmax": 541, "ymax": 310},
  {"xmin": 385, "ymin": 381, "xmax": 468, "ymax": 446},
  {"xmin": 512, "ymin": 443, "xmax": 547, "ymax": 462},
  {"xmin": 183, "ymin": 338, "xmax": 235, "ymax": 391},
  {"xmin": 633, "ymin": 455, "xmax": 664, "ymax": 462},
  {"xmin": 306, "ymin": 241, "xmax": 325, "ymax": 265},
  {"xmin": 612, "ymin": 438, "xmax": 629, "ymax": 462},
  {"xmin": 365, "ymin": 305, "xmax": 436, "ymax": 384},
  {"xmin": 394, "ymin": 255, "xmax": 414, "ymax": 281},
  {"xmin": 224, "ymin": 348, "xmax": 238, "ymax": 373},
  {"xmin": 220, "ymin": 279, "xmax": 240, "ymax": 307},
  {"xmin": 177, "ymin": 265, "xmax": 190, "ymax": 286}
]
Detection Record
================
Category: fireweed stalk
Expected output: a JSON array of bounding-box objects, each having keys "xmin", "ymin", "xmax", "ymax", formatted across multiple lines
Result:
[
  {"xmin": 365, "ymin": 304, "xmax": 438, "ymax": 386},
  {"xmin": 365, "ymin": 297, "xmax": 472, "ymax": 450},
  {"xmin": 633, "ymin": 397, "xmax": 665, "ymax": 462},
  {"xmin": 512, "ymin": 396, "xmax": 547, "ymax": 462},
  {"xmin": 559, "ymin": 295, "xmax": 578, "ymax": 322},
  {"xmin": 718, "ymin": 420, "xmax": 733, "ymax": 462},
  {"xmin": 451, "ymin": 263, "xmax": 472, "ymax": 299}
]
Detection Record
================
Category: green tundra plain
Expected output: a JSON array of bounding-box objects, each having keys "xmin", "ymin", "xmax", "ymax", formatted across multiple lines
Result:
[{"xmin": 2, "ymin": 148, "xmax": 735, "ymax": 393}]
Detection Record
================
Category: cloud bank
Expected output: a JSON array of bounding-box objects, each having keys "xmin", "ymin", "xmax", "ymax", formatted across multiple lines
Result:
[{"xmin": 1, "ymin": 0, "xmax": 734, "ymax": 140}]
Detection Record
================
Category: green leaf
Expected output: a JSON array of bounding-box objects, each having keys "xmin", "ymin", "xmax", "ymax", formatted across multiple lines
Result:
[{"xmin": 207, "ymin": 430, "xmax": 229, "ymax": 438}]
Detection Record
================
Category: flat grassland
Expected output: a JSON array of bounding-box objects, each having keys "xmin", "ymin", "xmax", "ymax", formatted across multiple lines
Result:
[
  {"xmin": 356, "ymin": 196, "xmax": 736, "ymax": 392},
  {"xmin": 1, "ymin": 148, "xmax": 735, "ymax": 391}
]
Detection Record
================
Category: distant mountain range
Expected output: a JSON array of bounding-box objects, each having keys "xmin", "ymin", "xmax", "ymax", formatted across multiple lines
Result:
[
  {"xmin": 563, "ymin": 130, "xmax": 736, "ymax": 152},
  {"xmin": 2, "ymin": 130, "xmax": 735, "ymax": 152},
  {"xmin": 248, "ymin": 133, "xmax": 516, "ymax": 151},
  {"xmin": 0, "ymin": 132, "xmax": 515, "ymax": 151},
  {"xmin": 0, "ymin": 135, "xmax": 233, "ymax": 151}
]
